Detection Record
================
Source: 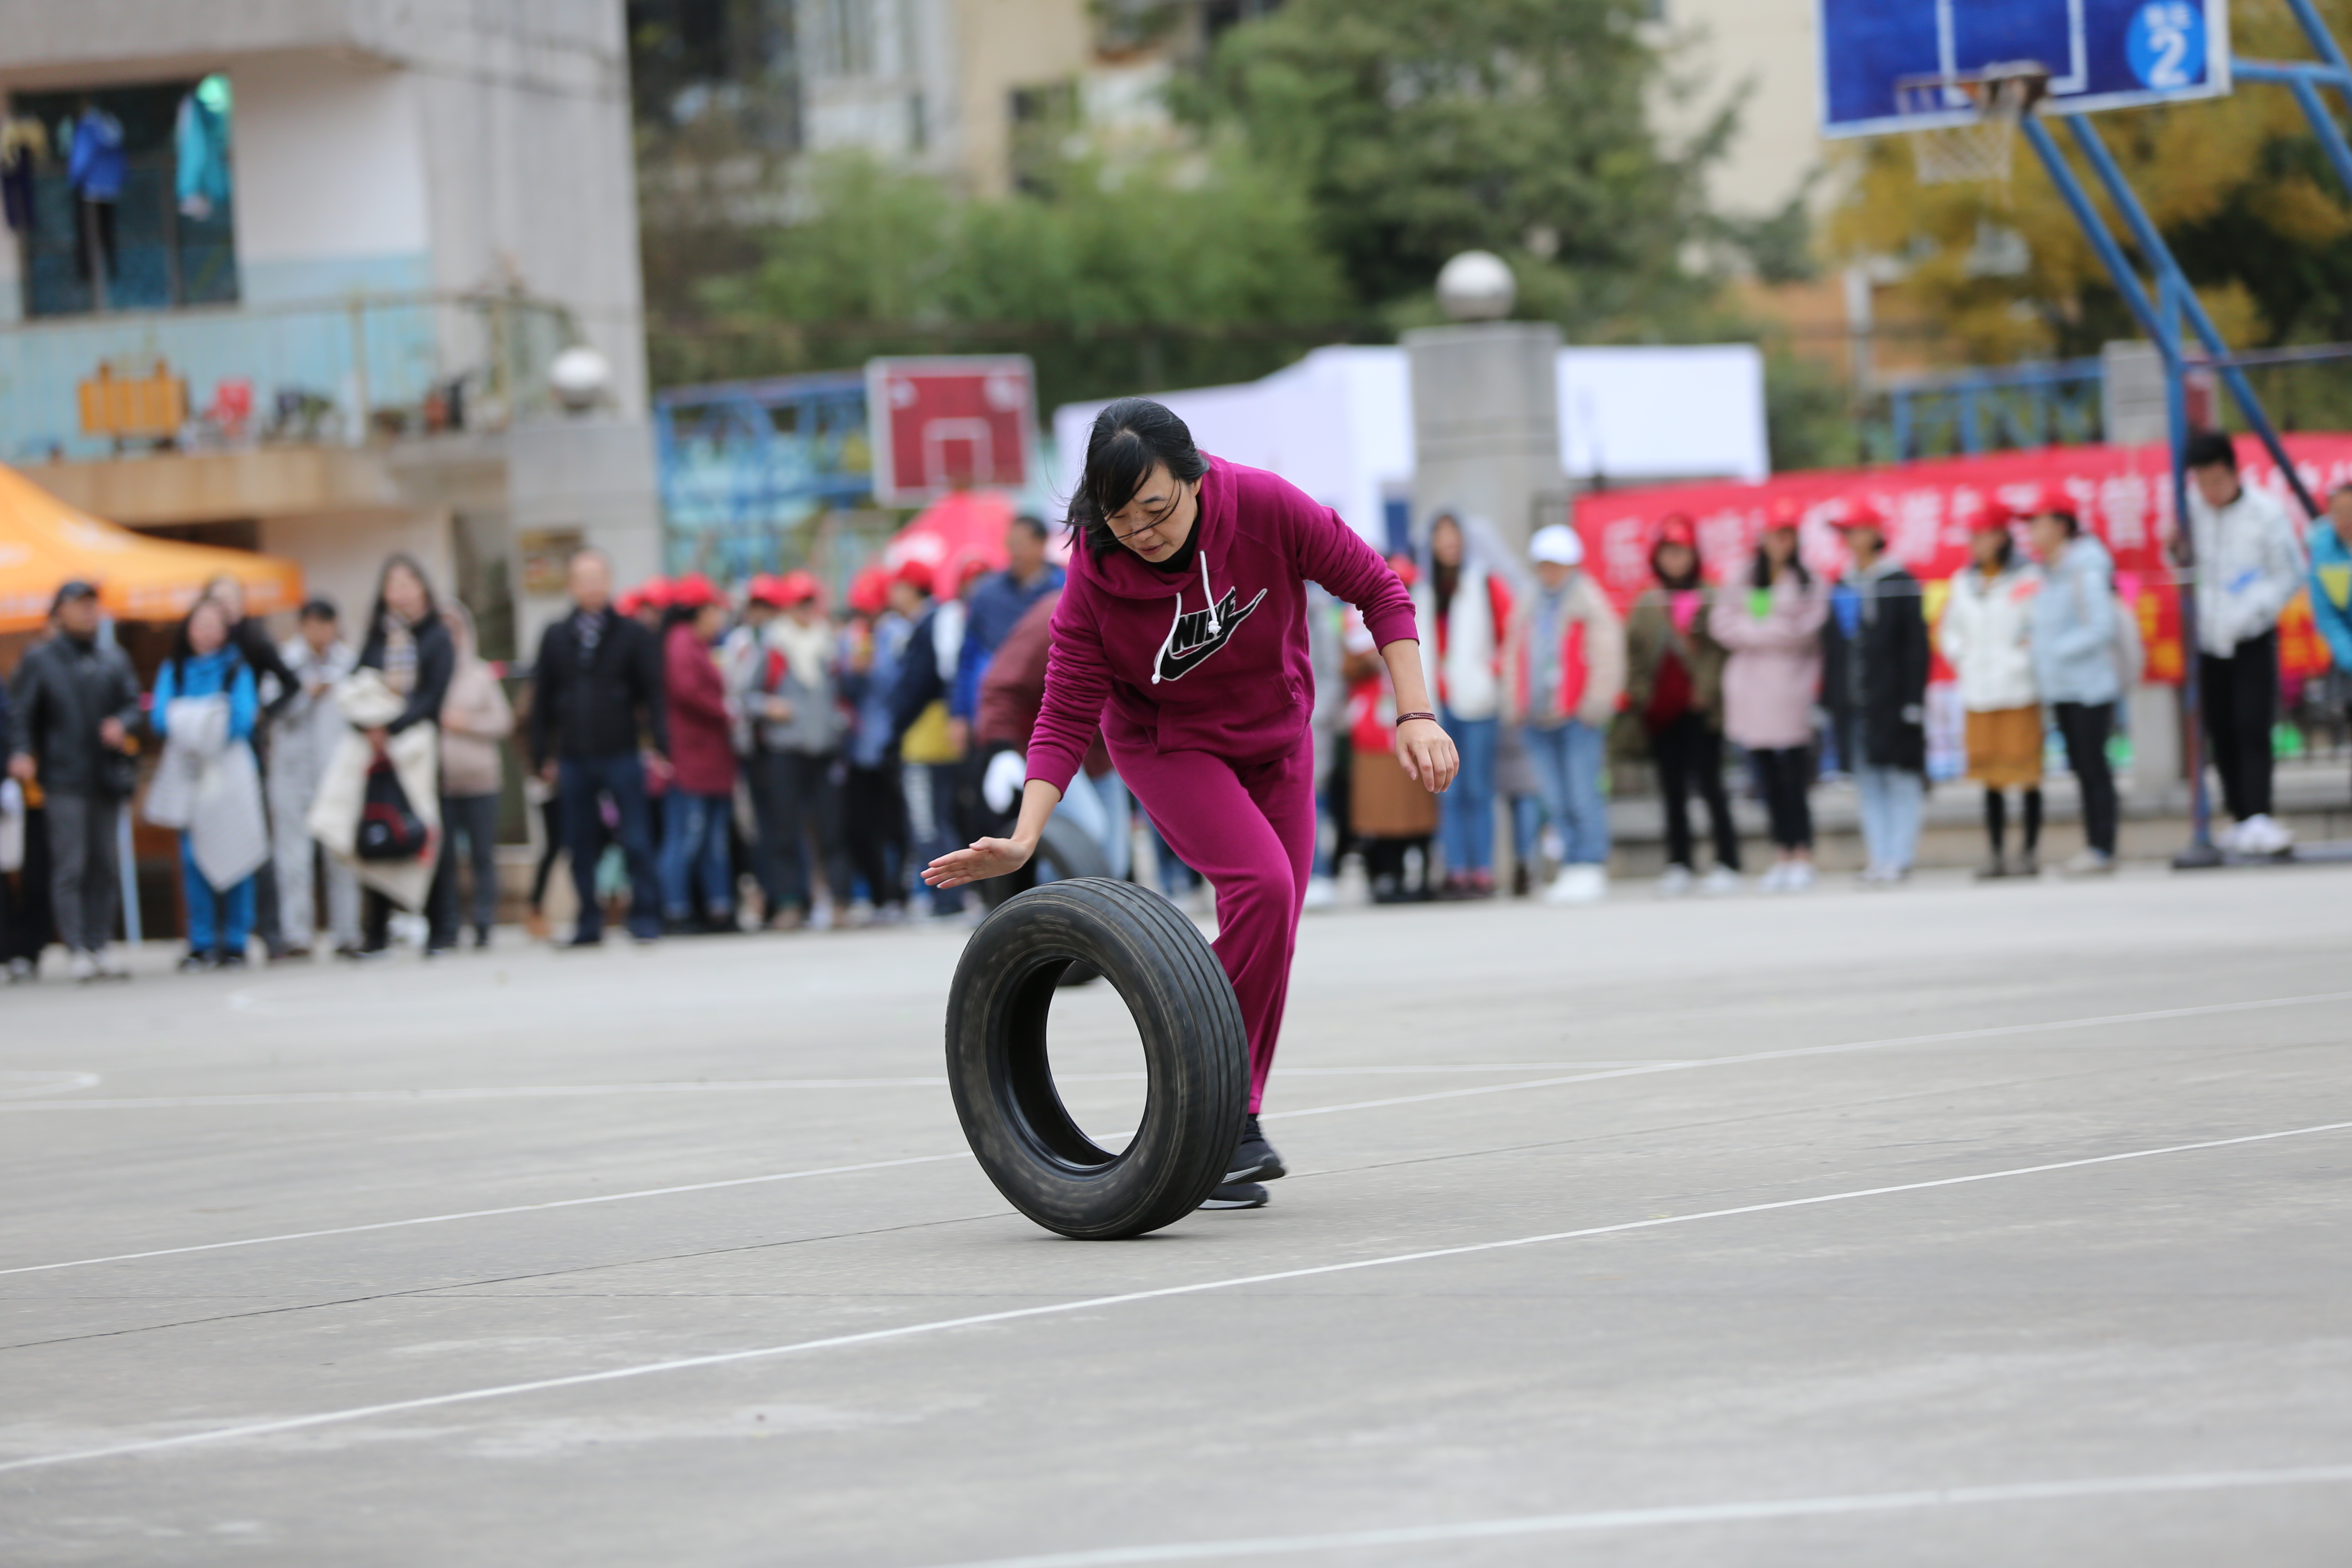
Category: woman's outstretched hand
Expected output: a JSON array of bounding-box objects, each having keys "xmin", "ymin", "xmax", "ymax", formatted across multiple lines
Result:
[
  {"xmin": 922, "ymin": 835, "xmax": 1036, "ymax": 889},
  {"xmin": 1395, "ymin": 716, "xmax": 1459, "ymax": 793}
]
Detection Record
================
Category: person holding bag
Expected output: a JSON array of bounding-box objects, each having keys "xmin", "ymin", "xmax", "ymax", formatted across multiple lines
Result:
[
  {"xmin": 347, "ymin": 555, "xmax": 453, "ymax": 958},
  {"xmin": 147, "ymin": 597, "xmax": 270, "ymax": 970}
]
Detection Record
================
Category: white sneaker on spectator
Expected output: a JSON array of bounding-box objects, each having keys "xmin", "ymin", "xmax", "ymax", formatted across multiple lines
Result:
[
  {"xmin": 93, "ymin": 946, "xmax": 129, "ymax": 980},
  {"xmin": 1544, "ymin": 864, "xmax": 1607, "ymax": 904},
  {"xmin": 1758, "ymin": 861, "xmax": 1789, "ymax": 893},
  {"xmin": 2210, "ymin": 820, "xmax": 2243, "ymax": 853},
  {"xmin": 2234, "ymin": 814, "xmax": 2294, "ymax": 855},
  {"xmin": 5, "ymin": 956, "xmax": 32, "ymax": 984},
  {"xmin": 1301, "ymin": 875, "xmax": 1338, "ymax": 911},
  {"xmin": 2060, "ymin": 849, "xmax": 2114, "ymax": 876},
  {"xmin": 1657, "ymin": 864, "xmax": 1695, "ymax": 898},
  {"xmin": 1700, "ymin": 864, "xmax": 1744, "ymax": 895},
  {"xmin": 1781, "ymin": 861, "xmax": 1816, "ymax": 893},
  {"xmin": 66, "ymin": 951, "xmax": 98, "ymax": 984}
]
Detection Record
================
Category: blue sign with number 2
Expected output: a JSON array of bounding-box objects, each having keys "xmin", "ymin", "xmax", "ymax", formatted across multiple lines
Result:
[{"xmin": 2129, "ymin": 2, "xmax": 2208, "ymax": 91}]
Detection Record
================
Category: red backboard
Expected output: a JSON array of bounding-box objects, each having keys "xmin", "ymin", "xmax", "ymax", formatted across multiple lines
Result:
[{"xmin": 865, "ymin": 355, "xmax": 1036, "ymax": 506}]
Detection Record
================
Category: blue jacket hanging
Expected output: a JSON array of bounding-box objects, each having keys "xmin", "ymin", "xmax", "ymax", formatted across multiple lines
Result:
[{"xmin": 67, "ymin": 108, "xmax": 125, "ymax": 202}]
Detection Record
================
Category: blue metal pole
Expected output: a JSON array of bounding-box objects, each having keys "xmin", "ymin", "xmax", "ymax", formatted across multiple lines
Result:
[
  {"xmin": 2234, "ymin": 61, "xmax": 2352, "ymax": 194},
  {"xmin": 2018, "ymin": 119, "xmax": 2173, "ymax": 353},
  {"xmin": 2065, "ymin": 117, "xmax": 2323, "ymax": 520},
  {"xmin": 2161, "ymin": 272, "xmax": 2219, "ymax": 864},
  {"xmin": 2284, "ymin": 0, "xmax": 2352, "ymax": 80}
]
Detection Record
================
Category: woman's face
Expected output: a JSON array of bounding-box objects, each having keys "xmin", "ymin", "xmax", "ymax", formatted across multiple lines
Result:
[
  {"xmin": 2028, "ymin": 513, "xmax": 2068, "ymax": 560},
  {"xmin": 1970, "ymin": 528, "xmax": 2008, "ymax": 570},
  {"xmin": 1761, "ymin": 525, "xmax": 1798, "ymax": 566},
  {"xmin": 188, "ymin": 602, "xmax": 228, "ymax": 656},
  {"xmin": 1655, "ymin": 541, "xmax": 1697, "ymax": 583},
  {"xmin": 695, "ymin": 602, "xmax": 728, "ymax": 640},
  {"xmin": 1430, "ymin": 517, "xmax": 1463, "ymax": 569},
  {"xmin": 383, "ymin": 564, "xmax": 428, "ymax": 622},
  {"xmin": 206, "ymin": 577, "xmax": 245, "ymax": 621},
  {"xmin": 1105, "ymin": 461, "xmax": 1196, "ymax": 564}
]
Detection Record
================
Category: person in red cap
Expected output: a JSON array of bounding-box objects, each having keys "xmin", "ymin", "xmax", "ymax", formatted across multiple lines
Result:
[
  {"xmin": 1622, "ymin": 513, "xmax": 1742, "ymax": 894},
  {"xmin": 657, "ymin": 575, "xmax": 737, "ymax": 931},
  {"xmin": 739, "ymin": 569, "xmax": 851, "ymax": 927},
  {"xmin": 1941, "ymin": 504, "xmax": 2045, "ymax": 878},
  {"xmin": 1712, "ymin": 501, "xmax": 1827, "ymax": 891},
  {"xmin": 1823, "ymin": 500, "xmax": 1929, "ymax": 884},
  {"xmin": 836, "ymin": 562, "xmax": 928, "ymax": 922}
]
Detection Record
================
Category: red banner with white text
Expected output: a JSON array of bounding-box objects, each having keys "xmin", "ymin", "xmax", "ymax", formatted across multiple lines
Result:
[{"xmin": 1572, "ymin": 437, "xmax": 2349, "ymax": 685}]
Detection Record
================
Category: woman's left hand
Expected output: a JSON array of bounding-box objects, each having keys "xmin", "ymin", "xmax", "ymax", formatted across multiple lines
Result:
[{"xmin": 1396, "ymin": 716, "xmax": 1458, "ymax": 793}]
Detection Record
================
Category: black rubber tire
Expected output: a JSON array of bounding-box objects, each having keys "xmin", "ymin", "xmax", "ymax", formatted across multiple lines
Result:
[{"xmin": 946, "ymin": 877, "xmax": 1248, "ymax": 1239}]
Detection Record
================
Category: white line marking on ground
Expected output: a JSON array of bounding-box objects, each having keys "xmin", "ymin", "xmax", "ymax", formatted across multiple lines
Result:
[
  {"xmin": 0, "ymin": 1071, "xmax": 103, "ymax": 1099},
  {"xmin": 1263, "ymin": 990, "xmax": 2352, "ymax": 1122},
  {"xmin": 0, "ymin": 1155, "xmax": 971, "ymax": 1277},
  {"xmin": 3, "ymin": 1117, "xmax": 2343, "ymax": 1475},
  {"xmin": 0, "ymin": 1064, "xmax": 1679, "ymax": 1111},
  {"xmin": 6, "ymin": 989, "xmax": 2341, "ymax": 1275},
  {"xmin": 909, "ymin": 1464, "xmax": 2352, "ymax": 1566}
]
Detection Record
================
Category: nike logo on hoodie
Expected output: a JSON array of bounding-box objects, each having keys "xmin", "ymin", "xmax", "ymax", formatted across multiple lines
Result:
[{"xmin": 1153, "ymin": 552, "xmax": 1270, "ymax": 684}]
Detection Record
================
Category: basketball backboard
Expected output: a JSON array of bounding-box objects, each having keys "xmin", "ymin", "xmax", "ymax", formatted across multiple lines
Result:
[{"xmin": 1821, "ymin": 0, "xmax": 2232, "ymax": 136}]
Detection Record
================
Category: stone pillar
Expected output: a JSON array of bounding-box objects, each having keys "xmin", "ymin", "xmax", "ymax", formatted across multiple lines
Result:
[{"xmin": 1403, "ymin": 320, "xmax": 1567, "ymax": 559}]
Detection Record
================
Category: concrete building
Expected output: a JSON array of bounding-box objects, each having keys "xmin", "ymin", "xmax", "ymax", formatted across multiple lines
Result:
[
  {"xmin": 1650, "ymin": 0, "xmax": 1827, "ymax": 220},
  {"xmin": 0, "ymin": 0, "xmax": 662, "ymax": 656}
]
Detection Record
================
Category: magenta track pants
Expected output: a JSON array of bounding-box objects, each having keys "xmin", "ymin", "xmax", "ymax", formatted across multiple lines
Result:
[{"xmin": 1110, "ymin": 740, "xmax": 1316, "ymax": 1114}]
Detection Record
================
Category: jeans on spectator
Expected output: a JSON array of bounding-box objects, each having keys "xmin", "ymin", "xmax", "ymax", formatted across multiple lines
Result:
[
  {"xmin": 2053, "ymin": 701, "xmax": 2119, "ymax": 856},
  {"xmin": 1437, "ymin": 709, "xmax": 1499, "ymax": 876},
  {"xmin": 180, "ymin": 838, "xmax": 254, "ymax": 956},
  {"xmin": 901, "ymin": 759, "xmax": 964, "ymax": 914},
  {"xmin": 434, "ymin": 793, "xmax": 502, "ymax": 942},
  {"xmin": 2200, "ymin": 629, "xmax": 2278, "ymax": 820},
  {"xmin": 559, "ymin": 754, "xmax": 662, "ymax": 940},
  {"xmin": 1523, "ymin": 720, "xmax": 1609, "ymax": 864},
  {"xmin": 1852, "ymin": 732, "xmax": 1925, "ymax": 872},
  {"xmin": 44, "ymin": 791, "xmax": 120, "ymax": 954},
  {"xmin": 1750, "ymin": 747, "xmax": 1814, "ymax": 850},
  {"xmin": 753, "ymin": 750, "xmax": 849, "ymax": 913},
  {"xmin": 1652, "ymin": 713, "xmax": 1742, "ymax": 872},
  {"xmin": 659, "ymin": 789, "xmax": 733, "ymax": 923}
]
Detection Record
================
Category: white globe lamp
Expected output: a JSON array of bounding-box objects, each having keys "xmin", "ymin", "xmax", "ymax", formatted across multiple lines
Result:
[
  {"xmin": 549, "ymin": 345, "xmax": 612, "ymax": 413},
  {"xmin": 1436, "ymin": 250, "xmax": 1517, "ymax": 322}
]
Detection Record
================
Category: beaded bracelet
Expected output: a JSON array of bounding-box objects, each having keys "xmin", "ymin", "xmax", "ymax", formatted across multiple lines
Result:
[{"xmin": 1394, "ymin": 711, "xmax": 1437, "ymax": 726}]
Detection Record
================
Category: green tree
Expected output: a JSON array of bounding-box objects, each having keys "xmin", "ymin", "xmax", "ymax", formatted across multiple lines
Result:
[{"xmin": 1189, "ymin": 0, "xmax": 1732, "ymax": 332}]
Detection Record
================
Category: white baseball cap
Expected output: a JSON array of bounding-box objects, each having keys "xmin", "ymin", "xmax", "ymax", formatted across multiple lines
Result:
[{"xmin": 1530, "ymin": 523, "xmax": 1584, "ymax": 567}]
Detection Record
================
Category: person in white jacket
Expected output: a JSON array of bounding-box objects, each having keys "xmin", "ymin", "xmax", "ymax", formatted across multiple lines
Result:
[
  {"xmin": 1940, "ymin": 512, "xmax": 2045, "ymax": 878},
  {"xmin": 2183, "ymin": 432, "xmax": 2308, "ymax": 855},
  {"xmin": 266, "ymin": 599, "xmax": 360, "ymax": 957}
]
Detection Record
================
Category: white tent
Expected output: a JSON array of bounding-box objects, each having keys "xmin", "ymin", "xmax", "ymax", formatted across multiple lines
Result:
[{"xmin": 1053, "ymin": 342, "xmax": 1768, "ymax": 544}]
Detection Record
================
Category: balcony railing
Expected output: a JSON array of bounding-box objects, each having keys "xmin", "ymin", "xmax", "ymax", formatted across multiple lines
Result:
[{"xmin": 0, "ymin": 289, "xmax": 581, "ymax": 462}]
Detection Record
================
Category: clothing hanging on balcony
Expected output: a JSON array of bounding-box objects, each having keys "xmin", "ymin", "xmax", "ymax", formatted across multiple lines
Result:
[
  {"xmin": 66, "ymin": 107, "xmax": 124, "ymax": 201},
  {"xmin": 1, "ymin": 118, "xmax": 44, "ymax": 234},
  {"xmin": 174, "ymin": 76, "xmax": 232, "ymax": 221}
]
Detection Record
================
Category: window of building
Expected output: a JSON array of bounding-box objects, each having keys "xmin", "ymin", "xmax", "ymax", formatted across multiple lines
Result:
[{"xmin": 5, "ymin": 78, "xmax": 238, "ymax": 318}]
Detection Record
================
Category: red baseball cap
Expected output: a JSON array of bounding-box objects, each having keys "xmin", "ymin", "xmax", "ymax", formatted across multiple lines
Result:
[
  {"xmin": 771, "ymin": 569, "xmax": 822, "ymax": 607},
  {"xmin": 891, "ymin": 557, "xmax": 935, "ymax": 596},
  {"xmin": 1830, "ymin": 500, "xmax": 1886, "ymax": 532},
  {"xmin": 667, "ymin": 571, "xmax": 722, "ymax": 609},
  {"xmin": 1654, "ymin": 512, "xmax": 1697, "ymax": 549},
  {"xmin": 1764, "ymin": 497, "xmax": 1804, "ymax": 530},
  {"xmin": 847, "ymin": 566, "xmax": 890, "ymax": 618}
]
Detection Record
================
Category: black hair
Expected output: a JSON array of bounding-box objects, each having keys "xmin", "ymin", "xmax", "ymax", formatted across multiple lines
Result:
[
  {"xmin": 1011, "ymin": 513, "xmax": 1050, "ymax": 542},
  {"xmin": 169, "ymin": 595, "xmax": 238, "ymax": 668},
  {"xmin": 1978, "ymin": 530, "xmax": 2018, "ymax": 568},
  {"xmin": 2183, "ymin": 431, "xmax": 2238, "ymax": 472},
  {"xmin": 368, "ymin": 552, "xmax": 441, "ymax": 629},
  {"xmin": 1069, "ymin": 398, "xmax": 1209, "ymax": 560},
  {"xmin": 1749, "ymin": 539, "xmax": 1812, "ymax": 590},
  {"xmin": 49, "ymin": 580, "xmax": 97, "ymax": 616},
  {"xmin": 1650, "ymin": 540, "xmax": 1701, "ymax": 591},
  {"xmin": 2043, "ymin": 508, "xmax": 2083, "ymax": 537},
  {"xmin": 298, "ymin": 596, "xmax": 339, "ymax": 622}
]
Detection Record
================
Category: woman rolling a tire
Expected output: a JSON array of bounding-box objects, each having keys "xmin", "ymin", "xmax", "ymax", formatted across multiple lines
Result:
[{"xmin": 924, "ymin": 399, "xmax": 1457, "ymax": 1210}]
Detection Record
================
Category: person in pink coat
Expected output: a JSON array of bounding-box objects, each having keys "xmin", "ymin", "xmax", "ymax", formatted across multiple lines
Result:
[
  {"xmin": 1710, "ymin": 506, "xmax": 1828, "ymax": 892},
  {"xmin": 924, "ymin": 398, "xmax": 1456, "ymax": 1212},
  {"xmin": 659, "ymin": 574, "xmax": 738, "ymax": 931}
]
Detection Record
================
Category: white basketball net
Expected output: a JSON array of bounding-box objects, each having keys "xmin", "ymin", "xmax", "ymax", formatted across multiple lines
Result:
[{"xmin": 1898, "ymin": 66, "xmax": 2049, "ymax": 189}]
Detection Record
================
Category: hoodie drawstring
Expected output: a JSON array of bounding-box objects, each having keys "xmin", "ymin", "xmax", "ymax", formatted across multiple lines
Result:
[{"xmin": 1149, "ymin": 553, "xmax": 1222, "ymax": 687}]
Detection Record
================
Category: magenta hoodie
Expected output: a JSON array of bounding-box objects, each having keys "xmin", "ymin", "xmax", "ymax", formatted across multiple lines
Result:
[{"xmin": 1027, "ymin": 455, "xmax": 1419, "ymax": 793}]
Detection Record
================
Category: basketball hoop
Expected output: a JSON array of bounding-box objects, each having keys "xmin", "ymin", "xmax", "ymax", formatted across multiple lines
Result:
[{"xmin": 1894, "ymin": 61, "xmax": 2054, "ymax": 189}]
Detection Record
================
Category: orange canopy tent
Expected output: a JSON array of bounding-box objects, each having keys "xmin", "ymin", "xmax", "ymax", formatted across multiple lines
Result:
[{"xmin": 0, "ymin": 463, "xmax": 302, "ymax": 634}]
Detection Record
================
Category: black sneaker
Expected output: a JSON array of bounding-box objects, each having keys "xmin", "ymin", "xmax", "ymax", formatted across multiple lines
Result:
[
  {"xmin": 1199, "ymin": 1180, "xmax": 1268, "ymax": 1209},
  {"xmin": 176, "ymin": 949, "xmax": 215, "ymax": 973},
  {"xmin": 1226, "ymin": 1114, "xmax": 1286, "ymax": 1182}
]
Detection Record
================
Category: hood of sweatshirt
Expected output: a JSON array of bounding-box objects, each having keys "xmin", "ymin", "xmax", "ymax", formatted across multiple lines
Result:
[{"xmin": 1071, "ymin": 457, "xmax": 1274, "ymax": 686}]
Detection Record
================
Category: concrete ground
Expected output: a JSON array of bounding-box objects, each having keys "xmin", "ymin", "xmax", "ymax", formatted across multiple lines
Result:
[{"xmin": 3, "ymin": 862, "xmax": 2350, "ymax": 1566}]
